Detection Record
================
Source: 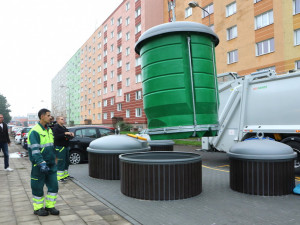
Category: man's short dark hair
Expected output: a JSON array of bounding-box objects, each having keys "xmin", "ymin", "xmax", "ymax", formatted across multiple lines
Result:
[{"xmin": 38, "ymin": 108, "xmax": 50, "ymax": 119}]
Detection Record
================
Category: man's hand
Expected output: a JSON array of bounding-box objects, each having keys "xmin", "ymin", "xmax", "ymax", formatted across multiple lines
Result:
[{"xmin": 38, "ymin": 162, "xmax": 50, "ymax": 174}]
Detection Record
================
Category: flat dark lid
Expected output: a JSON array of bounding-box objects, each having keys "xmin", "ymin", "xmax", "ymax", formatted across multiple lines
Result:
[{"xmin": 135, "ymin": 21, "xmax": 219, "ymax": 54}]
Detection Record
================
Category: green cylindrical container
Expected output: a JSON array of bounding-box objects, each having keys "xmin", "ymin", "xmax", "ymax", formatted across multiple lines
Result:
[{"xmin": 135, "ymin": 22, "xmax": 219, "ymax": 140}]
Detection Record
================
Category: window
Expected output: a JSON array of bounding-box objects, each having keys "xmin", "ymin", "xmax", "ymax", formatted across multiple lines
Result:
[
  {"xmin": 110, "ymin": 112, "xmax": 114, "ymax": 118},
  {"xmin": 103, "ymin": 113, "xmax": 107, "ymax": 120},
  {"xmin": 111, "ymin": 84, "xmax": 114, "ymax": 92},
  {"xmin": 203, "ymin": 4, "xmax": 214, "ymax": 18},
  {"xmin": 97, "ymin": 89, "xmax": 101, "ymax": 96},
  {"xmin": 126, "ymin": 2, "xmax": 130, "ymax": 11},
  {"xmin": 118, "ymin": 32, "xmax": 122, "ymax": 40},
  {"xmin": 257, "ymin": 66, "xmax": 276, "ymax": 72},
  {"xmin": 104, "ymin": 62, "xmax": 107, "ymax": 69},
  {"xmin": 135, "ymin": 57, "xmax": 141, "ymax": 66},
  {"xmin": 111, "ymin": 44, "xmax": 114, "ymax": 52},
  {"xmin": 104, "ymin": 87, "xmax": 107, "ymax": 94},
  {"xmin": 117, "ymin": 88, "xmax": 122, "ymax": 96},
  {"xmin": 118, "ymin": 60, "xmax": 122, "ymax": 68},
  {"xmin": 135, "ymin": 7, "xmax": 141, "ymax": 18},
  {"xmin": 136, "ymin": 90, "xmax": 142, "ymax": 100},
  {"xmin": 97, "ymin": 113, "xmax": 101, "ymax": 119},
  {"xmin": 135, "ymin": 23, "xmax": 141, "ymax": 34},
  {"xmin": 254, "ymin": 0, "xmax": 262, "ymax": 3},
  {"xmin": 111, "ymin": 31, "xmax": 114, "ymax": 39},
  {"xmin": 117, "ymin": 17, "xmax": 122, "ymax": 25},
  {"xmin": 126, "ymin": 93, "xmax": 130, "ymax": 102},
  {"xmin": 296, "ymin": 60, "xmax": 300, "ymax": 70},
  {"xmin": 104, "ymin": 25, "xmax": 107, "ymax": 32},
  {"xmin": 98, "ymin": 66, "xmax": 101, "ymax": 72},
  {"xmin": 227, "ymin": 50, "xmax": 238, "ymax": 64},
  {"xmin": 227, "ymin": 25, "xmax": 237, "ymax": 40},
  {"xmin": 98, "ymin": 43, "xmax": 101, "ymax": 49},
  {"xmin": 185, "ymin": 7, "xmax": 192, "ymax": 18},
  {"xmin": 256, "ymin": 38, "xmax": 274, "ymax": 56},
  {"xmin": 126, "ymin": 47, "xmax": 130, "ymax": 56},
  {"xmin": 126, "ymin": 78, "xmax": 130, "ymax": 86},
  {"xmin": 104, "ymin": 37, "xmax": 107, "ymax": 44},
  {"xmin": 135, "ymin": 108, "xmax": 142, "ymax": 117},
  {"xmin": 98, "ymin": 54, "xmax": 101, "ymax": 61},
  {"xmin": 117, "ymin": 45, "xmax": 122, "ymax": 53},
  {"xmin": 295, "ymin": 29, "xmax": 300, "ymax": 46},
  {"xmin": 255, "ymin": 10, "xmax": 273, "ymax": 30},
  {"xmin": 126, "ymin": 62, "xmax": 130, "ymax": 71},
  {"xmin": 104, "ymin": 49, "xmax": 107, "ymax": 56},
  {"xmin": 98, "ymin": 101, "xmax": 101, "ymax": 107},
  {"xmin": 136, "ymin": 74, "xmax": 142, "ymax": 83},
  {"xmin": 77, "ymin": 128, "xmax": 97, "ymax": 138},
  {"xmin": 126, "ymin": 110, "xmax": 130, "ymax": 118},
  {"xmin": 117, "ymin": 74, "xmax": 122, "ymax": 82},
  {"xmin": 111, "ymin": 18, "xmax": 114, "ymax": 25},
  {"xmin": 103, "ymin": 100, "xmax": 107, "ymax": 107},
  {"xmin": 111, "ymin": 97, "xmax": 114, "ymax": 105},
  {"xmin": 126, "ymin": 32, "xmax": 130, "ymax": 41},
  {"xmin": 103, "ymin": 74, "xmax": 107, "ymax": 81},
  {"xmin": 111, "ymin": 57, "xmax": 114, "ymax": 65},
  {"xmin": 98, "ymin": 31, "xmax": 102, "ymax": 38},
  {"xmin": 98, "ymin": 77, "xmax": 101, "ymax": 84},
  {"xmin": 126, "ymin": 17, "xmax": 130, "ymax": 26},
  {"xmin": 226, "ymin": 2, "xmax": 236, "ymax": 17},
  {"xmin": 110, "ymin": 70, "xmax": 114, "ymax": 78},
  {"xmin": 117, "ymin": 103, "xmax": 122, "ymax": 111},
  {"xmin": 293, "ymin": 0, "xmax": 300, "ymax": 15}
]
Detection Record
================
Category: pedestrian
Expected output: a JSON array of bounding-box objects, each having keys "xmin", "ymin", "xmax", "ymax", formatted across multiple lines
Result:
[
  {"xmin": 0, "ymin": 114, "xmax": 13, "ymax": 171},
  {"xmin": 27, "ymin": 108, "xmax": 59, "ymax": 216},
  {"xmin": 53, "ymin": 116, "xmax": 74, "ymax": 182}
]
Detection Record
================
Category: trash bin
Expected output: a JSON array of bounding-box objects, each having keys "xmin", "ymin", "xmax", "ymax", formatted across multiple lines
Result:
[
  {"xmin": 119, "ymin": 151, "xmax": 202, "ymax": 200},
  {"xmin": 149, "ymin": 140, "xmax": 175, "ymax": 151},
  {"xmin": 87, "ymin": 135, "xmax": 150, "ymax": 180},
  {"xmin": 228, "ymin": 139, "xmax": 296, "ymax": 196},
  {"xmin": 135, "ymin": 21, "xmax": 220, "ymax": 140}
]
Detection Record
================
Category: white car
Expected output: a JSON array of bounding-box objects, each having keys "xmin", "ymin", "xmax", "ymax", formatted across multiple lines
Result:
[{"xmin": 14, "ymin": 130, "xmax": 22, "ymax": 144}]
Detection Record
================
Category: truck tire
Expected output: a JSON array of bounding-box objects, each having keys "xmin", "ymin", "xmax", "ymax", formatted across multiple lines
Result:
[
  {"xmin": 69, "ymin": 149, "xmax": 82, "ymax": 165},
  {"xmin": 281, "ymin": 137, "xmax": 300, "ymax": 168}
]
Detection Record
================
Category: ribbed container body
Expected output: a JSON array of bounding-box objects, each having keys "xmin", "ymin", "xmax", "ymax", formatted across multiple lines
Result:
[
  {"xmin": 150, "ymin": 145, "xmax": 173, "ymax": 151},
  {"xmin": 120, "ymin": 160, "xmax": 202, "ymax": 200},
  {"xmin": 230, "ymin": 158, "xmax": 295, "ymax": 196},
  {"xmin": 88, "ymin": 152, "xmax": 120, "ymax": 180},
  {"xmin": 140, "ymin": 33, "xmax": 218, "ymax": 140}
]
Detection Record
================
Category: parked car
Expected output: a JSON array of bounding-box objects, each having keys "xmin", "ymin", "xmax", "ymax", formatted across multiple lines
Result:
[
  {"xmin": 21, "ymin": 133, "xmax": 28, "ymax": 150},
  {"xmin": 11, "ymin": 126, "xmax": 23, "ymax": 137},
  {"xmin": 14, "ymin": 130, "xmax": 22, "ymax": 144},
  {"xmin": 67, "ymin": 125, "xmax": 115, "ymax": 164}
]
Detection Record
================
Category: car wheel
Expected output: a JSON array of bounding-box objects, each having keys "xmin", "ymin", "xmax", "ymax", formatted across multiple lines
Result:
[{"xmin": 69, "ymin": 150, "xmax": 82, "ymax": 165}]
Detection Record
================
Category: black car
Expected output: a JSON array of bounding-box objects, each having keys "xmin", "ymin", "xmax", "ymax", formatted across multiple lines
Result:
[{"xmin": 68, "ymin": 125, "xmax": 115, "ymax": 164}]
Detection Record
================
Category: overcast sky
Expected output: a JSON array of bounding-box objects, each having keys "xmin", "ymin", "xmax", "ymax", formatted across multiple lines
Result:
[{"xmin": 0, "ymin": 0, "xmax": 123, "ymax": 117}]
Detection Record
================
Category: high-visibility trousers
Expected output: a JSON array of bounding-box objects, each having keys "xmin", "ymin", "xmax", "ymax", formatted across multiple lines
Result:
[
  {"xmin": 55, "ymin": 146, "xmax": 70, "ymax": 180},
  {"xmin": 31, "ymin": 164, "xmax": 58, "ymax": 211}
]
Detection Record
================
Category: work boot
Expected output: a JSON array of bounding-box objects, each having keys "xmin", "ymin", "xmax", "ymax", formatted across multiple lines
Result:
[
  {"xmin": 58, "ymin": 178, "xmax": 66, "ymax": 183},
  {"xmin": 45, "ymin": 207, "xmax": 60, "ymax": 215},
  {"xmin": 34, "ymin": 208, "xmax": 49, "ymax": 216}
]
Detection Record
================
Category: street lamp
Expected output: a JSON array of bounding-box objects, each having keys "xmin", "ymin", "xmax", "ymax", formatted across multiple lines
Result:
[
  {"xmin": 60, "ymin": 85, "xmax": 70, "ymax": 126},
  {"xmin": 188, "ymin": 1, "xmax": 211, "ymax": 27}
]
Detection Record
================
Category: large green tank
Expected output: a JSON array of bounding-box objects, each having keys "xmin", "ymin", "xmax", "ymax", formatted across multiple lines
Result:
[{"xmin": 135, "ymin": 22, "xmax": 219, "ymax": 140}]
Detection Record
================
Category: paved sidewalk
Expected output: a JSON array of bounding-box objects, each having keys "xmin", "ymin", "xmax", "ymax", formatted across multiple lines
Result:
[{"xmin": 0, "ymin": 142, "xmax": 131, "ymax": 225}]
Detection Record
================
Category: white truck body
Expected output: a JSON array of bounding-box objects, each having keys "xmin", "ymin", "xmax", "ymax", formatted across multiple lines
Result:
[{"xmin": 202, "ymin": 70, "xmax": 300, "ymax": 165}]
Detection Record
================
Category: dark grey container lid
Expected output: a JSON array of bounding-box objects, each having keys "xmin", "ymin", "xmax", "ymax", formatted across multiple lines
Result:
[
  {"xmin": 87, "ymin": 135, "xmax": 150, "ymax": 154},
  {"xmin": 148, "ymin": 140, "xmax": 175, "ymax": 146},
  {"xmin": 119, "ymin": 151, "xmax": 201, "ymax": 165},
  {"xmin": 228, "ymin": 140, "xmax": 297, "ymax": 160},
  {"xmin": 135, "ymin": 21, "xmax": 219, "ymax": 54}
]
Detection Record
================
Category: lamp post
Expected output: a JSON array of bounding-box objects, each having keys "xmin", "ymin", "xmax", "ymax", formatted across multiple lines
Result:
[
  {"xmin": 60, "ymin": 85, "xmax": 70, "ymax": 126},
  {"xmin": 188, "ymin": 1, "xmax": 211, "ymax": 27}
]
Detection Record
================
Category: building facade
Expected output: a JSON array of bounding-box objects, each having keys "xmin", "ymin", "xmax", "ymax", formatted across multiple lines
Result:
[
  {"xmin": 164, "ymin": 0, "xmax": 300, "ymax": 75},
  {"xmin": 79, "ymin": 0, "xmax": 164, "ymax": 128}
]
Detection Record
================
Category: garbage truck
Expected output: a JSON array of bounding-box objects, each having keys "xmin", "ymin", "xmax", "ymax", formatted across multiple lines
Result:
[{"xmin": 201, "ymin": 69, "xmax": 300, "ymax": 167}]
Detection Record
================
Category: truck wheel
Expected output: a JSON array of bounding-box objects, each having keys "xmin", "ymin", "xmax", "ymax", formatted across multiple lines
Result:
[
  {"xmin": 69, "ymin": 150, "xmax": 82, "ymax": 165},
  {"xmin": 283, "ymin": 140, "xmax": 300, "ymax": 168}
]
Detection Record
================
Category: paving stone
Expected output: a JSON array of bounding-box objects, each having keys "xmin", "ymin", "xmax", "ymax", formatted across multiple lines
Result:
[
  {"xmin": 81, "ymin": 214, "xmax": 104, "ymax": 222},
  {"xmin": 41, "ymin": 220, "xmax": 64, "ymax": 225},
  {"xmin": 38, "ymin": 215, "xmax": 62, "ymax": 222},
  {"xmin": 17, "ymin": 221, "xmax": 41, "ymax": 225},
  {"xmin": 16, "ymin": 214, "xmax": 38, "ymax": 222},
  {"xmin": 109, "ymin": 221, "xmax": 132, "ymax": 225},
  {"xmin": 75, "ymin": 209, "xmax": 97, "ymax": 216},
  {"xmin": 102, "ymin": 214, "xmax": 124, "ymax": 222},
  {"xmin": 59, "ymin": 214, "xmax": 82, "ymax": 222},
  {"xmin": 86, "ymin": 221, "xmax": 110, "ymax": 225}
]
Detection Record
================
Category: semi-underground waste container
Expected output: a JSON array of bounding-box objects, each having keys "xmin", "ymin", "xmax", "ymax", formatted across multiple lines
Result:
[
  {"xmin": 228, "ymin": 139, "xmax": 296, "ymax": 196},
  {"xmin": 135, "ymin": 21, "xmax": 220, "ymax": 140},
  {"xmin": 148, "ymin": 140, "xmax": 175, "ymax": 151},
  {"xmin": 119, "ymin": 151, "xmax": 202, "ymax": 200},
  {"xmin": 87, "ymin": 135, "xmax": 150, "ymax": 180}
]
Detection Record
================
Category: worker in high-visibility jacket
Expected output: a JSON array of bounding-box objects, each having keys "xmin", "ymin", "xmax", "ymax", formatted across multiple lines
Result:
[
  {"xmin": 53, "ymin": 116, "xmax": 74, "ymax": 182},
  {"xmin": 27, "ymin": 108, "xmax": 59, "ymax": 216}
]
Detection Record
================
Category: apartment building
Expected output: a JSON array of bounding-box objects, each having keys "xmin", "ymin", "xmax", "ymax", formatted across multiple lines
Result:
[
  {"xmin": 164, "ymin": 0, "xmax": 300, "ymax": 75},
  {"xmin": 80, "ymin": 0, "xmax": 164, "ymax": 128},
  {"xmin": 52, "ymin": 50, "xmax": 81, "ymax": 125}
]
